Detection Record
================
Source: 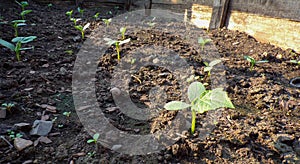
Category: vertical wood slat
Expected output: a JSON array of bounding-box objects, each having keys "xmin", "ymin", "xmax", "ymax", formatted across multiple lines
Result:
[{"xmin": 209, "ymin": 0, "xmax": 230, "ymax": 29}]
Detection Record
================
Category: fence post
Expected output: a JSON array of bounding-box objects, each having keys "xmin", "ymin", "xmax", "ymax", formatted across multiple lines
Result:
[{"xmin": 209, "ymin": 0, "xmax": 230, "ymax": 29}]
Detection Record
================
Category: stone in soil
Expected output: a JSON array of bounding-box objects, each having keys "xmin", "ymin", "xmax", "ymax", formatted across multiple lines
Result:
[
  {"xmin": 30, "ymin": 120, "xmax": 53, "ymax": 136},
  {"xmin": 14, "ymin": 138, "xmax": 33, "ymax": 151}
]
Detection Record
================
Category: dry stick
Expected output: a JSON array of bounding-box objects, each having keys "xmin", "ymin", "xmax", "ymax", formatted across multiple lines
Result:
[{"xmin": 0, "ymin": 136, "xmax": 14, "ymax": 149}]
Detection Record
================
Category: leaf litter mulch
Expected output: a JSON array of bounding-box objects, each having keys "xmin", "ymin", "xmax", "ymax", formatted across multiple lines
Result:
[{"xmin": 0, "ymin": 1, "xmax": 299, "ymax": 163}]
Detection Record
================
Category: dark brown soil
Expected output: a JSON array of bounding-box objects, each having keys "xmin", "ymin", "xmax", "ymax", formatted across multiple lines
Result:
[{"xmin": 0, "ymin": 1, "xmax": 299, "ymax": 163}]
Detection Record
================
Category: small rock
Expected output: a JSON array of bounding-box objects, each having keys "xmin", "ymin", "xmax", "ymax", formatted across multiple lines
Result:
[
  {"xmin": 153, "ymin": 58, "xmax": 160, "ymax": 64},
  {"xmin": 30, "ymin": 120, "xmax": 53, "ymax": 136},
  {"xmin": 59, "ymin": 67, "xmax": 67, "ymax": 75},
  {"xmin": 111, "ymin": 145, "xmax": 122, "ymax": 151},
  {"xmin": 14, "ymin": 138, "xmax": 33, "ymax": 151},
  {"xmin": 39, "ymin": 136, "xmax": 52, "ymax": 144},
  {"xmin": 164, "ymin": 154, "xmax": 172, "ymax": 160},
  {"xmin": 157, "ymin": 155, "xmax": 163, "ymax": 161},
  {"xmin": 13, "ymin": 123, "xmax": 31, "ymax": 132},
  {"xmin": 73, "ymin": 36, "xmax": 81, "ymax": 42}
]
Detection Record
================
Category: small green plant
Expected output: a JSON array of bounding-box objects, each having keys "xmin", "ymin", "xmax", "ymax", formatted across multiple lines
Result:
[
  {"xmin": 288, "ymin": 60, "xmax": 300, "ymax": 65},
  {"xmin": 63, "ymin": 111, "xmax": 71, "ymax": 117},
  {"xmin": 47, "ymin": 3, "xmax": 53, "ymax": 7},
  {"xmin": 243, "ymin": 56, "xmax": 269, "ymax": 71},
  {"xmin": 20, "ymin": 10, "xmax": 32, "ymax": 19},
  {"xmin": 74, "ymin": 23, "xmax": 90, "ymax": 39},
  {"xmin": 66, "ymin": 10, "xmax": 73, "ymax": 19},
  {"xmin": 87, "ymin": 151, "xmax": 96, "ymax": 158},
  {"xmin": 104, "ymin": 38, "xmax": 131, "ymax": 62},
  {"xmin": 93, "ymin": 12, "xmax": 100, "ymax": 19},
  {"xmin": 130, "ymin": 58, "xmax": 136, "ymax": 64},
  {"xmin": 77, "ymin": 7, "xmax": 84, "ymax": 17},
  {"xmin": 164, "ymin": 82, "xmax": 234, "ymax": 134},
  {"xmin": 1, "ymin": 103, "xmax": 15, "ymax": 113},
  {"xmin": 120, "ymin": 27, "xmax": 127, "ymax": 40},
  {"xmin": 203, "ymin": 59, "xmax": 222, "ymax": 77},
  {"xmin": 87, "ymin": 133, "xmax": 99, "ymax": 144},
  {"xmin": 0, "ymin": 36, "xmax": 37, "ymax": 61},
  {"xmin": 198, "ymin": 37, "xmax": 211, "ymax": 51},
  {"xmin": 11, "ymin": 20, "xmax": 26, "ymax": 37},
  {"xmin": 7, "ymin": 130, "xmax": 23, "ymax": 140},
  {"xmin": 102, "ymin": 18, "xmax": 111, "ymax": 27},
  {"xmin": 186, "ymin": 75, "xmax": 200, "ymax": 83},
  {"xmin": 70, "ymin": 18, "xmax": 81, "ymax": 25},
  {"xmin": 15, "ymin": 1, "xmax": 29, "ymax": 11},
  {"xmin": 64, "ymin": 50, "xmax": 73, "ymax": 55}
]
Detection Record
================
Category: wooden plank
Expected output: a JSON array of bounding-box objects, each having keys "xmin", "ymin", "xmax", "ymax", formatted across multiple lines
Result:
[
  {"xmin": 228, "ymin": 0, "xmax": 300, "ymax": 22},
  {"xmin": 191, "ymin": 4, "xmax": 300, "ymax": 52},
  {"xmin": 209, "ymin": 0, "xmax": 230, "ymax": 29},
  {"xmin": 228, "ymin": 10, "xmax": 300, "ymax": 52},
  {"xmin": 190, "ymin": 4, "xmax": 212, "ymax": 28}
]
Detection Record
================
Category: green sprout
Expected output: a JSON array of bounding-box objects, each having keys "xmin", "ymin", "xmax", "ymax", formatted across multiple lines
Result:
[
  {"xmin": 0, "ymin": 36, "xmax": 37, "ymax": 61},
  {"xmin": 87, "ymin": 151, "xmax": 96, "ymax": 158},
  {"xmin": 93, "ymin": 12, "xmax": 100, "ymax": 19},
  {"xmin": 120, "ymin": 27, "xmax": 126, "ymax": 40},
  {"xmin": 203, "ymin": 59, "xmax": 222, "ymax": 77},
  {"xmin": 11, "ymin": 20, "xmax": 26, "ymax": 37},
  {"xmin": 77, "ymin": 7, "xmax": 84, "ymax": 17},
  {"xmin": 74, "ymin": 23, "xmax": 90, "ymax": 39},
  {"xmin": 64, "ymin": 50, "xmax": 73, "ymax": 55},
  {"xmin": 70, "ymin": 18, "xmax": 81, "ymax": 25},
  {"xmin": 47, "ymin": 3, "xmax": 53, "ymax": 7},
  {"xmin": 20, "ymin": 10, "xmax": 32, "ymax": 20},
  {"xmin": 164, "ymin": 82, "xmax": 234, "ymax": 134},
  {"xmin": 87, "ymin": 133, "xmax": 99, "ymax": 144},
  {"xmin": 7, "ymin": 130, "xmax": 23, "ymax": 140},
  {"xmin": 104, "ymin": 38, "xmax": 131, "ymax": 62},
  {"xmin": 243, "ymin": 56, "xmax": 269, "ymax": 71},
  {"xmin": 102, "ymin": 18, "xmax": 112, "ymax": 27},
  {"xmin": 186, "ymin": 75, "xmax": 200, "ymax": 83},
  {"xmin": 66, "ymin": 10, "xmax": 73, "ymax": 19},
  {"xmin": 63, "ymin": 111, "xmax": 71, "ymax": 117},
  {"xmin": 288, "ymin": 60, "xmax": 300, "ymax": 65},
  {"xmin": 15, "ymin": 1, "xmax": 29, "ymax": 11},
  {"xmin": 198, "ymin": 37, "xmax": 211, "ymax": 51},
  {"xmin": 1, "ymin": 103, "xmax": 15, "ymax": 113}
]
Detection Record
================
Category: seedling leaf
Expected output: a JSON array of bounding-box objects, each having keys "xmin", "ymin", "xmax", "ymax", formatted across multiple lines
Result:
[
  {"xmin": 119, "ymin": 38, "xmax": 131, "ymax": 45},
  {"xmin": 0, "ymin": 39, "xmax": 15, "ymax": 51},
  {"xmin": 188, "ymin": 82, "xmax": 205, "ymax": 102},
  {"xmin": 164, "ymin": 101, "xmax": 191, "ymax": 110}
]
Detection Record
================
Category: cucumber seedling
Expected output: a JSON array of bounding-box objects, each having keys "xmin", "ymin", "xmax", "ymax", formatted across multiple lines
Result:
[
  {"xmin": 70, "ymin": 18, "xmax": 81, "ymax": 25},
  {"xmin": 74, "ymin": 23, "xmax": 90, "ymax": 39},
  {"xmin": 288, "ymin": 60, "xmax": 300, "ymax": 65},
  {"xmin": 77, "ymin": 7, "xmax": 84, "ymax": 17},
  {"xmin": 15, "ymin": 1, "xmax": 29, "ymax": 11},
  {"xmin": 1, "ymin": 103, "xmax": 15, "ymax": 113},
  {"xmin": 0, "ymin": 36, "xmax": 37, "ymax": 61},
  {"xmin": 203, "ymin": 59, "xmax": 222, "ymax": 77},
  {"xmin": 120, "ymin": 27, "xmax": 126, "ymax": 40},
  {"xmin": 102, "ymin": 18, "xmax": 112, "ymax": 27},
  {"xmin": 87, "ymin": 133, "xmax": 99, "ymax": 144},
  {"xmin": 93, "ymin": 12, "xmax": 100, "ymax": 19},
  {"xmin": 243, "ymin": 55, "xmax": 269, "ymax": 71},
  {"xmin": 66, "ymin": 10, "xmax": 73, "ymax": 19},
  {"xmin": 11, "ymin": 20, "xmax": 26, "ymax": 37},
  {"xmin": 20, "ymin": 9, "xmax": 32, "ymax": 20},
  {"xmin": 198, "ymin": 37, "xmax": 211, "ymax": 51},
  {"xmin": 104, "ymin": 38, "xmax": 131, "ymax": 62},
  {"xmin": 164, "ymin": 82, "xmax": 234, "ymax": 134}
]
